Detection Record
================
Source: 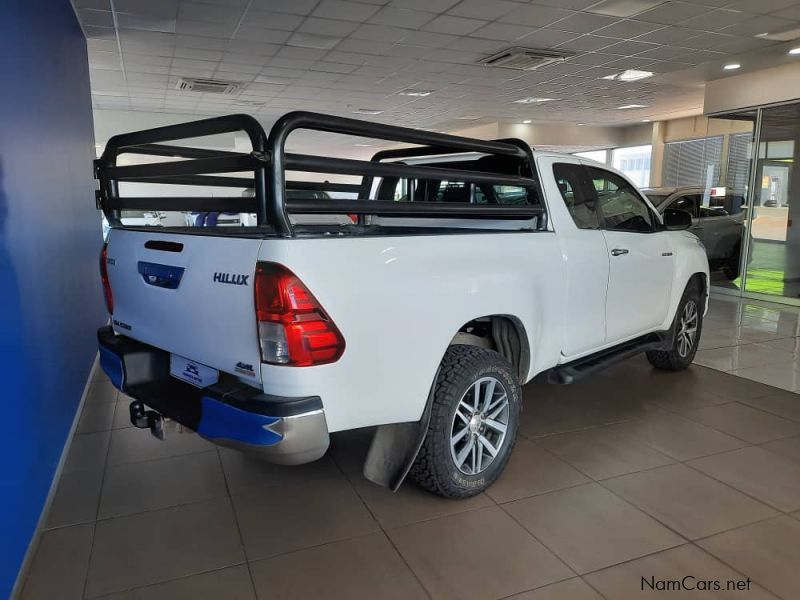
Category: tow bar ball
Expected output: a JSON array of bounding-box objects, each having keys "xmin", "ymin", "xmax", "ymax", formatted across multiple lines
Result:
[{"xmin": 129, "ymin": 400, "xmax": 169, "ymax": 440}]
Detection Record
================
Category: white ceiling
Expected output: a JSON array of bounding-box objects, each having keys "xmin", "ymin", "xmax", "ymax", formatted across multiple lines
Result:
[{"xmin": 74, "ymin": 0, "xmax": 800, "ymax": 135}]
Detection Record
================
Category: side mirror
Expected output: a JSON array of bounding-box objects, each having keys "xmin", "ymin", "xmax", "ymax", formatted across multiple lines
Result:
[{"xmin": 663, "ymin": 208, "xmax": 692, "ymax": 230}]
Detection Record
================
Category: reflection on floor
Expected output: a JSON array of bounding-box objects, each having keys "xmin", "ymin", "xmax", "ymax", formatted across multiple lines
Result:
[
  {"xmin": 20, "ymin": 337, "xmax": 800, "ymax": 599},
  {"xmin": 696, "ymin": 295, "xmax": 800, "ymax": 393}
]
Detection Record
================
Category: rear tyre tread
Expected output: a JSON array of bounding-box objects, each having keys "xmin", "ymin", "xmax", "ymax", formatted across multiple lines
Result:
[{"xmin": 410, "ymin": 345, "xmax": 520, "ymax": 499}]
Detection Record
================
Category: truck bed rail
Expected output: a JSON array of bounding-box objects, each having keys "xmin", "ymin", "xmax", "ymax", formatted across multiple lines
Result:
[{"xmin": 96, "ymin": 111, "xmax": 544, "ymax": 236}]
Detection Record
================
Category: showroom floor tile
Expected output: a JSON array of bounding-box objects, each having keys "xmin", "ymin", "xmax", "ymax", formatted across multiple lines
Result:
[
  {"xmin": 584, "ymin": 544, "xmax": 780, "ymax": 600},
  {"xmin": 386, "ymin": 506, "xmax": 573, "ymax": 600},
  {"xmin": 698, "ymin": 516, "xmax": 800, "ymax": 600},
  {"xmin": 508, "ymin": 578, "xmax": 604, "ymax": 600},
  {"xmin": 503, "ymin": 483, "xmax": 684, "ymax": 574},
  {"xmin": 699, "ymin": 296, "xmax": 800, "ymax": 393},
  {"xmin": 688, "ymin": 446, "xmax": 800, "ymax": 512},
  {"xmin": 602, "ymin": 464, "xmax": 777, "ymax": 540},
  {"xmin": 249, "ymin": 532, "xmax": 429, "ymax": 600},
  {"xmin": 19, "ymin": 296, "xmax": 800, "ymax": 599}
]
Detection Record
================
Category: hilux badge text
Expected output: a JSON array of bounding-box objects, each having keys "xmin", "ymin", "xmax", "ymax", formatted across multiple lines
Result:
[{"xmin": 213, "ymin": 272, "xmax": 249, "ymax": 286}]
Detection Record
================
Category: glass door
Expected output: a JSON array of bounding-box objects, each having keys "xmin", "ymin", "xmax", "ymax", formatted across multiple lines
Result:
[
  {"xmin": 742, "ymin": 103, "xmax": 800, "ymax": 301},
  {"xmin": 696, "ymin": 112, "xmax": 756, "ymax": 294}
]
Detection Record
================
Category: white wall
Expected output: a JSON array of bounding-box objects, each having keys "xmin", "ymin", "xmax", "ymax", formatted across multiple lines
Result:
[
  {"xmin": 704, "ymin": 63, "xmax": 800, "ymax": 115},
  {"xmin": 499, "ymin": 121, "xmax": 651, "ymax": 149}
]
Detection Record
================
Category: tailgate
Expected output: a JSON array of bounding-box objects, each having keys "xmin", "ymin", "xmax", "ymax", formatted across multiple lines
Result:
[{"xmin": 106, "ymin": 229, "xmax": 264, "ymax": 384}]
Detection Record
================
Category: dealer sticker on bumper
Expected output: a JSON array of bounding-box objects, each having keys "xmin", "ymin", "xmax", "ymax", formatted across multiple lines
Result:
[{"xmin": 170, "ymin": 354, "xmax": 219, "ymax": 388}]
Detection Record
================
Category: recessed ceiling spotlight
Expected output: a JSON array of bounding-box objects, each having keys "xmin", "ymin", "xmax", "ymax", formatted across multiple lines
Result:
[
  {"xmin": 603, "ymin": 69, "xmax": 654, "ymax": 82},
  {"xmin": 399, "ymin": 89, "xmax": 434, "ymax": 97},
  {"xmin": 513, "ymin": 96, "xmax": 555, "ymax": 104},
  {"xmin": 617, "ymin": 104, "xmax": 647, "ymax": 110},
  {"xmin": 353, "ymin": 143, "xmax": 374, "ymax": 147},
  {"xmin": 577, "ymin": 123, "xmax": 585, "ymax": 126},
  {"xmin": 642, "ymin": 118, "xmax": 651, "ymax": 122},
  {"xmin": 456, "ymin": 115, "xmax": 482, "ymax": 120},
  {"xmin": 789, "ymin": 47, "xmax": 800, "ymax": 55},
  {"xmin": 522, "ymin": 119, "xmax": 532, "ymax": 124},
  {"xmin": 723, "ymin": 63, "xmax": 741, "ymax": 70},
  {"xmin": 351, "ymin": 108, "xmax": 383, "ymax": 115}
]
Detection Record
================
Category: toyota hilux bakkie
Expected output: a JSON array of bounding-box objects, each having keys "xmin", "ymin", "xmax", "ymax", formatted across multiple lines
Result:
[{"xmin": 95, "ymin": 112, "xmax": 708, "ymax": 497}]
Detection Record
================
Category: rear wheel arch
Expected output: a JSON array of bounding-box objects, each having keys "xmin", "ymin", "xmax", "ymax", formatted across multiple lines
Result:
[
  {"xmin": 361, "ymin": 316, "xmax": 529, "ymax": 492},
  {"xmin": 449, "ymin": 314, "xmax": 531, "ymax": 381}
]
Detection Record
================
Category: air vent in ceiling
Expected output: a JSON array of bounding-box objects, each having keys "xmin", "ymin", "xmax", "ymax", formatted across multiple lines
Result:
[
  {"xmin": 176, "ymin": 77, "xmax": 240, "ymax": 94},
  {"xmin": 479, "ymin": 47, "xmax": 572, "ymax": 71}
]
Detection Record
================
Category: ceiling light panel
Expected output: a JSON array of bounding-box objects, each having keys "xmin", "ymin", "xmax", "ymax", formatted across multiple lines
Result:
[
  {"xmin": 586, "ymin": 0, "xmax": 664, "ymax": 18},
  {"xmin": 603, "ymin": 69, "xmax": 654, "ymax": 81},
  {"xmin": 399, "ymin": 89, "xmax": 434, "ymax": 97},
  {"xmin": 513, "ymin": 97, "xmax": 556, "ymax": 104}
]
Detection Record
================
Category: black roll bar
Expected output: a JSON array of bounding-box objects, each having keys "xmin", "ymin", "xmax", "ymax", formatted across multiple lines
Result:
[
  {"xmin": 97, "ymin": 114, "xmax": 269, "ymax": 226},
  {"xmin": 95, "ymin": 110, "xmax": 542, "ymax": 235}
]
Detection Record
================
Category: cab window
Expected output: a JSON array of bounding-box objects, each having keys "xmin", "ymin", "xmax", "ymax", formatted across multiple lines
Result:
[
  {"xmin": 587, "ymin": 167, "xmax": 655, "ymax": 232},
  {"xmin": 552, "ymin": 163, "xmax": 600, "ymax": 230}
]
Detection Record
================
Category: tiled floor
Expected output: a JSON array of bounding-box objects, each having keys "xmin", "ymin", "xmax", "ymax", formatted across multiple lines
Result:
[
  {"xmin": 697, "ymin": 295, "xmax": 800, "ymax": 393},
  {"xmin": 19, "ymin": 297, "xmax": 800, "ymax": 599}
]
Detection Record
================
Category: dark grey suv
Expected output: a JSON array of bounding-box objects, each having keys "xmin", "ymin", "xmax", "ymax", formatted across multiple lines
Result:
[{"xmin": 643, "ymin": 186, "xmax": 746, "ymax": 280}]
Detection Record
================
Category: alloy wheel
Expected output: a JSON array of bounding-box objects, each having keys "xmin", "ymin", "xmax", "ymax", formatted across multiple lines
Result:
[
  {"xmin": 449, "ymin": 377, "xmax": 510, "ymax": 475},
  {"xmin": 677, "ymin": 300, "xmax": 698, "ymax": 358}
]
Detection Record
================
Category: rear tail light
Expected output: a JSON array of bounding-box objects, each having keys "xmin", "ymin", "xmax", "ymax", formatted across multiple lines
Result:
[
  {"xmin": 100, "ymin": 243, "xmax": 114, "ymax": 314},
  {"xmin": 254, "ymin": 262, "xmax": 345, "ymax": 366}
]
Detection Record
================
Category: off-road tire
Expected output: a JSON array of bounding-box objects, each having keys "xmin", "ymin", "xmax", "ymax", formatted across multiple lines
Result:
[
  {"xmin": 722, "ymin": 244, "xmax": 741, "ymax": 281},
  {"xmin": 410, "ymin": 345, "xmax": 521, "ymax": 498},
  {"xmin": 646, "ymin": 280, "xmax": 703, "ymax": 371}
]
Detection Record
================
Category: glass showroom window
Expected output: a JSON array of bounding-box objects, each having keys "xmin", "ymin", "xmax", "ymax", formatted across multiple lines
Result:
[
  {"xmin": 573, "ymin": 149, "xmax": 609, "ymax": 164},
  {"xmin": 612, "ymin": 145, "xmax": 652, "ymax": 187}
]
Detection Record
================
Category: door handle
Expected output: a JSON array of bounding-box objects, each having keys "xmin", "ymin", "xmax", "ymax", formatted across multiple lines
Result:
[{"xmin": 610, "ymin": 248, "xmax": 629, "ymax": 256}]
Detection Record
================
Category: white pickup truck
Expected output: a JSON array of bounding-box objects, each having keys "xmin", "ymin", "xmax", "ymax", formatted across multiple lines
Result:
[{"xmin": 95, "ymin": 112, "xmax": 708, "ymax": 498}]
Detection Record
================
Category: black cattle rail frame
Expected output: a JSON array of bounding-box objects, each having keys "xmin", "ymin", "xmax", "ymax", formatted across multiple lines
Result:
[{"xmin": 95, "ymin": 111, "xmax": 545, "ymax": 237}]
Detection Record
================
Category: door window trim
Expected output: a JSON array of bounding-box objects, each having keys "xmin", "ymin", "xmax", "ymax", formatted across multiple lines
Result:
[
  {"xmin": 586, "ymin": 165, "xmax": 659, "ymax": 233},
  {"xmin": 552, "ymin": 161, "xmax": 602, "ymax": 230}
]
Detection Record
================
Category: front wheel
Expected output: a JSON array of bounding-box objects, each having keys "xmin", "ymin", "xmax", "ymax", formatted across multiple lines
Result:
[
  {"xmin": 646, "ymin": 281, "xmax": 703, "ymax": 370},
  {"xmin": 722, "ymin": 244, "xmax": 741, "ymax": 280},
  {"xmin": 410, "ymin": 345, "xmax": 521, "ymax": 498}
]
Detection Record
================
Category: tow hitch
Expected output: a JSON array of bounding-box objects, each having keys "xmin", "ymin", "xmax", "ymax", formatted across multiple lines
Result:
[{"xmin": 129, "ymin": 400, "xmax": 166, "ymax": 440}]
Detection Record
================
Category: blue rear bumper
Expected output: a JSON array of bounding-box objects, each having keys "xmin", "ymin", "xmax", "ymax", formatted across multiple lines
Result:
[{"xmin": 97, "ymin": 326, "xmax": 329, "ymax": 464}]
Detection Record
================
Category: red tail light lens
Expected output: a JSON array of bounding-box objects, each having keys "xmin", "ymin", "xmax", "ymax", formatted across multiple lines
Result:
[
  {"xmin": 100, "ymin": 243, "xmax": 114, "ymax": 314},
  {"xmin": 254, "ymin": 262, "xmax": 345, "ymax": 366}
]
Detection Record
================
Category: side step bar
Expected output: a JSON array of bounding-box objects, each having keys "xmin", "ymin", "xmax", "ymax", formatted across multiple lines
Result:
[{"xmin": 548, "ymin": 331, "xmax": 671, "ymax": 385}]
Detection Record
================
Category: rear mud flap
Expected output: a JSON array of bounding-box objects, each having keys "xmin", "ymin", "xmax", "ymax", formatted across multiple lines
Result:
[{"xmin": 363, "ymin": 368, "xmax": 438, "ymax": 491}]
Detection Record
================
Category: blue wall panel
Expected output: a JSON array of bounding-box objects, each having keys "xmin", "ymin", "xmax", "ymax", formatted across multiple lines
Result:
[{"xmin": 0, "ymin": 1, "xmax": 104, "ymax": 595}]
